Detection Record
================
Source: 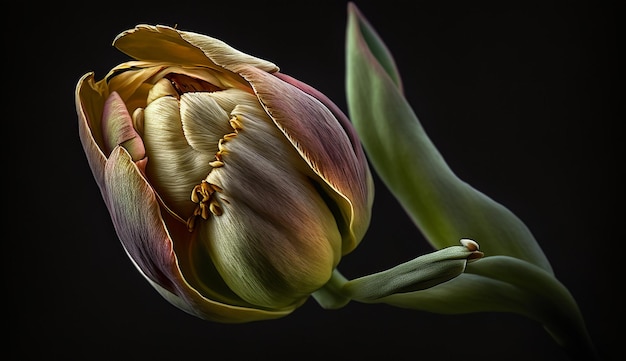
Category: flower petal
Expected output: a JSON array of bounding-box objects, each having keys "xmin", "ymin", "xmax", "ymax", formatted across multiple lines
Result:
[
  {"xmin": 142, "ymin": 96, "xmax": 214, "ymax": 219},
  {"xmin": 76, "ymin": 72, "xmax": 108, "ymax": 194},
  {"xmin": 104, "ymin": 146, "xmax": 296, "ymax": 322},
  {"xmin": 238, "ymin": 65, "xmax": 373, "ymax": 254},
  {"xmin": 193, "ymin": 100, "xmax": 342, "ymax": 308},
  {"xmin": 113, "ymin": 24, "xmax": 278, "ymax": 74},
  {"xmin": 179, "ymin": 91, "xmax": 235, "ymax": 154},
  {"xmin": 101, "ymin": 91, "xmax": 145, "ymax": 161}
]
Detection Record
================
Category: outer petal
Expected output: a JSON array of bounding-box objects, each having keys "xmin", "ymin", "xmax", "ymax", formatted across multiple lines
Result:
[
  {"xmin": 238, "ymin": 65, "xmax": 373, "ymax": 254},
  {"xmin": 103, "ymin": 146, "xmax": 297, "ymax": 322},
  {"xmin": 76, "ymin": 72, "xmax": 108, "ymax": 195},
  {"xmin": 113, "ymin": 24, "xmax": 278, "ymax": 74},
  {"xmin": 273, "ymin": 71, "xmax": 374, "ymax": 207}
]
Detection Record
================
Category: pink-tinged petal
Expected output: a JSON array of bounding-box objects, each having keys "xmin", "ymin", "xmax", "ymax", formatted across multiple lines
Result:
[
  {"xmin": 76, "ymin": 72, "xmax": 108, "ymax": 195},
  {"xmin": 101, "ymin": 91, "xmax": 145, "ymax": 161},
  {"xmin": 238, "ymin": 65, "xmax": 373, "ymax": 254},
  {"xmin": 104, "ymin": 147, "xmax": 179, "ymax": 294},
  {"xmin": 274, "ymin": 71, "xmax": 375, "ymax": 208},
  {"xmin": 273, "ymin": 72, "xmax": 370, "ymax": 170},
  {"xmin": 113, "ymin": 25, "xmax": 278, "ymax": 74},
  {"xmin": 104, "ymin": 146, "xmax": 296, "ymax": 322}
]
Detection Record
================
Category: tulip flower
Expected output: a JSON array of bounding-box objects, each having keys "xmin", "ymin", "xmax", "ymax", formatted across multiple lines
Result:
[{"xmin": 75, "ymin": 24, "xmax": 375, "ymax": 322}]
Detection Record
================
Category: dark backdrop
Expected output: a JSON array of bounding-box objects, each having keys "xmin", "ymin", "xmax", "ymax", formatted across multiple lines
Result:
[{"xmin": 9, "ymin": 1, "xmax": 619, "ymax": 360}]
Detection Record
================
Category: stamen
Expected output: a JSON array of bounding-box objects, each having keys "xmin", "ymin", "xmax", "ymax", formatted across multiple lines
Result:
[
  {"xmin": 218, "ymin": 138, "xmax": 226, "ymax": 151},
  {"xmin": 200, "ymin": 181, "xmax": 213, "ymax": 201},
  {"xmin": 190, "ymin": 184, "xmax": 202, "ymax": 203},
  {"xmin": 209, "ymin": 200, "xmax": 223, "ymax": 216},
  {"xmin": 185, "ymin": 113, "xmax": 242, "ymax": 232},
  {"xmin": 229, "ymin": 117, "xmax": 243, "ymax": 131},
  {"xmin": 187, "ymin": 179, "xmax": 224, "ymax": 231},
  {"xmin": 186, "ymin": 216, "xmax": 196, "ymax": 233},
  {"xmin": 200, "ymin": 203, "xmax": 210, "ymax": 219}
]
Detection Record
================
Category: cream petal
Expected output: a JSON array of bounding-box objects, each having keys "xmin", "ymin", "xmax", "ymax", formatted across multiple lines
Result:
[
  {"xmin": 142, "ymin": 96, "xmax": 213, "ymax": 218},
  {"xmin": 104, "ymin": 62, "xmax": 167, "ymax": 110},
  {"xmin": 146, "ymin": 78, "xmax": 179, "ymax": 105},
  {"xmin": 113, "ymin": 25, "xmax": 278, "ymax": 74},
  {"xmin": 206, "ymin": 88, "xmax": 255, "ymax": 115},
  {"xmin": 179, "ymin": 92, "xmax": 234, "ymax": 154},
  {"xmin": 194, "ymin": 102, "xmax": 342, "ymax": 308},
  {"xmin": 239, "ymin": 66, "xmax": 373, "ymax": 254}
]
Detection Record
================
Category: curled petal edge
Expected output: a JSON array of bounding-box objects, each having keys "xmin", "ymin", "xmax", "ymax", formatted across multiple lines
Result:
[
  {"xmin": 76, "ymin": 72, "xmax": 108, "ymax": 197},
  {"xmin": 113, "ymin": 24, "xmax": 279, "ymax": 74}
]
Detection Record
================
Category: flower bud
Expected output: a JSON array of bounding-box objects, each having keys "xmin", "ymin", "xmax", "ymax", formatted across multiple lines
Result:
[{"xmin": 76, "ymin": 24, "xmax": 374, "ymax": 322}]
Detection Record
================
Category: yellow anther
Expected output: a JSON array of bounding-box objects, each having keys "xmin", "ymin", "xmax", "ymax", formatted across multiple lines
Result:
[
  {"xmin": 187, "ymin": 179, "xmax": 223, "ymax": 232},
  {"xmin": 218, "ymin": 138, "xmax": 226, "ymax": 152},
  {"xmin": 209, "ymin": 200, "xmax": 223, "ymax": 216},
  {"xmin": 200, "ymin": 203, "xmax": 210, "ymax": 219},
  {"xmin": 229, "ymin": 117, "xmax": 243, "ymax": 131},
  {"xmin": 186, "ymin": 216, "xmax": 196, "ymax": 232},
  {"xmin": 191, "ymin": 184, "xmax": 201, "ymax": 203}
]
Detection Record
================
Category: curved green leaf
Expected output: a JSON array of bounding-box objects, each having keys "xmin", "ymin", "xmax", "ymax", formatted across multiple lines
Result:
[
  {"xmin": 345, "ymin": 2, "xmax": 552, "ymax": 273},
  {"xmin": 344, "ymin": 3, "xmax": 596, "ymax": 358},
  {"xmin": 376, "ymin": 256, "xmax": 598, "ymax": 359}
]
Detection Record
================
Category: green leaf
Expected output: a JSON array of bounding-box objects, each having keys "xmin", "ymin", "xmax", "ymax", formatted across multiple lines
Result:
[
  {"xmin": 343, "ymin": 242, "xmax": 481, "ymax": 301},
  {"xmin": 344, "ymin": 3, "xmax": 597, "ymax": 358},
  {"xmin": 345, "ymin": 2, "xmax": 552, "ymax": 273},
  {"xmin": 376, "ymin": 256, "xmax": 598, "ymax": 359}
]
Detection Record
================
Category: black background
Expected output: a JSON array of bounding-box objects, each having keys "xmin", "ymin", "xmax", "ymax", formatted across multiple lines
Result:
[{"xmin": 9, "ymin": 1, "xmax": 620, "ymax": 360}]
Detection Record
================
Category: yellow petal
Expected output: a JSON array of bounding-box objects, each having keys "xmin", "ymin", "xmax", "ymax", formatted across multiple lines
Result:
[
  {"xmin": 113, "ymin": 24, "xmax": 278, "ymax": 74},
  {"xmin": 76, "ymin": 72, "xmax": 108, "ymax": 194},
  {"xmin": 142, "ymin": 96, "xmax": 213, "ymax": 218}
]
